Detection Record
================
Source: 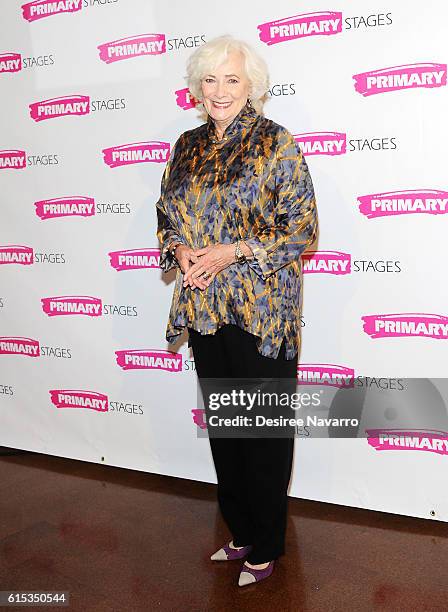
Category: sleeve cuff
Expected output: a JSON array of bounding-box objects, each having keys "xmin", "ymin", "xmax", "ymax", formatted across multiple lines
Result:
[
  {"xmin": 244, "ymin": 237, "xmax": 277, "ymax": 281},
  {"xmin": 159, "ymin": 238, "xmax": 186, "ymax": 273}
]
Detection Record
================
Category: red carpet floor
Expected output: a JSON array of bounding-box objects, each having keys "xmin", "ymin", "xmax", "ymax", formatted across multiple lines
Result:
[{"xmin": 1, "ymin": 451, "xmax": 447, "ymax": 611}]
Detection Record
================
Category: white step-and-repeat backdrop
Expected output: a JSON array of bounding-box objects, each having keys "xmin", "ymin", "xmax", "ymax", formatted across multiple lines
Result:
[{"xmin": 2, "ymin": 0, "xmax": 448, "ymax": 521}]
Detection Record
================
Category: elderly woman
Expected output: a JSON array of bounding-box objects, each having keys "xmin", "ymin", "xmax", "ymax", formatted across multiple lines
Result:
[{"xmin": 156, "ymin": 35, "xmax": 318, "ymax": 586}]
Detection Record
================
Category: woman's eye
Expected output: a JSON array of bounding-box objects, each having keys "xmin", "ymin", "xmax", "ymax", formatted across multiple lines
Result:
[
  {"xmin": 229, "ymin": 79, "xmax": 238, "ymax": 84},
  {"xmin": 204, "ymin": 78, "xmax": 214, "ymax": 83}
]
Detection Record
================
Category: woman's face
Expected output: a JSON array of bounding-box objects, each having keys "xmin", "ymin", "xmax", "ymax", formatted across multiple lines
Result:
[{"xmin": 200, "ymin": 50, "xmax": 251, "ymax": 127}]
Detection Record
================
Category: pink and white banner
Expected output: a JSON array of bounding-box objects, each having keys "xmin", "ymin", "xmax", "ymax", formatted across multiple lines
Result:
[{"xmin": 1, "ymin": 0, "xmax": 448, "ymax": 522}]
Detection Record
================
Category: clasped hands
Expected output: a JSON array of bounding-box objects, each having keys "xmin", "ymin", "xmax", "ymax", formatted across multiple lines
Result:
[{"xmin": 174, "ymin": 243, "xmax": 236, "ymax": 290}]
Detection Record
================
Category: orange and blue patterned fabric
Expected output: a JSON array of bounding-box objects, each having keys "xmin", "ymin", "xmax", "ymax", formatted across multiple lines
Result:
[{"xmin": 156, "ymin": 100, "xmax": 318, "ymax": 359}]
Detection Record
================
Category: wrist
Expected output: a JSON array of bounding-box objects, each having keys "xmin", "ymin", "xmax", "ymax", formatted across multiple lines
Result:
[{"xmin": 169, "ymin": 241, "xmax": 182, "ymax": 258}]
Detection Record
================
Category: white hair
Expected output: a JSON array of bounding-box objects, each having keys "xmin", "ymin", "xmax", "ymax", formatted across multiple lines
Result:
[{"xmin": 186, "ymin": 34, "xmax": 270, "ymax": 118}]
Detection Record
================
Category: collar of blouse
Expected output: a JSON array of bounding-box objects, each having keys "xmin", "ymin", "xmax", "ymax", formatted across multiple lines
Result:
[{"xmin": 206, "ymin": 100, "xmax": 259, "ymax": 144}]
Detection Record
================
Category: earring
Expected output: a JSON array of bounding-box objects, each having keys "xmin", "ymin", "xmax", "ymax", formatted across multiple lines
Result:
[{"xmin": 247, "ymin": 97, "xmax": 253, "ymax": 108}]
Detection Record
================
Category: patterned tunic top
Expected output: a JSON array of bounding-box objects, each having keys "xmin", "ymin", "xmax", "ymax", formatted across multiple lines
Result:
[{"xmin": 156, "ymin": 100, "xmax": 318, "ymax": 360}]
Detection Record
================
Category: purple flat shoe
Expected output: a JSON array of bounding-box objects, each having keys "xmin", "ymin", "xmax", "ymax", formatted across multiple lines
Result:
[
  {"xmin": 238, "ymin": 560, "xmax": 275, "ymax": 586},
  {"xmin": 210, "ymin": 541, "xmax": 253, "ymax": 561}
]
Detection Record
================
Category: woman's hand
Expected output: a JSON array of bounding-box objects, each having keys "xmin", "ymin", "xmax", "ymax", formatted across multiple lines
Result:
[
  {"xmin": 174, "ymin": 245, "xmax": 201, "ymax": 283},
  {"xmin": 182, "ymin": 244, "xmax": 235, "ymax": 290}
]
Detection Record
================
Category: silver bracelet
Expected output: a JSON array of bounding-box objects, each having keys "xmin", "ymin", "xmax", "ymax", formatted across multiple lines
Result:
[
  {"xmin": 235, "ymin": 239, "xmax": 246, "ymax": 264},
  {"xmin": 169, "ymin": 242, "xmax": 181, "ymax": 257}
]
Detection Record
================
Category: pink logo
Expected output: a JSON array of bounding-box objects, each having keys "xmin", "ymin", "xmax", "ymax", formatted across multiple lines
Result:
[
  {"xmin": 353, "ymin": 62, "xmax": 447, "ymax": 96},
  {"xmin": 0, "ymin": 150, "xmax": 26, "ymax": 170},
  {"xmin": 0, "ymin": 245, "xmax": 33, "ymax": 265},
  {"xmin": 98, "ymin": 33, "xmax": 166, "ymax": 64},
  {"xmin": 366, "ymin": 429, "xmax": 448, "ymax": 455},
  {"xmin": 35, "ymin": 196, "xmax": 95, "ymax": 220},
  {"xmin": 115, "ymin": 349, "xmax": 182, "ymax": 372},
  {"xmin": 294, "ymin": 132, "xmax": 346, "ymax": 156},
  {"xmin": 109, "ymin": 248, "xmax": 161, "ymax": 271},
  {"xmin": 175, "ymin": 88, "xmax": 200, "ymax": 110},
  {"xmin": 297, "ymin": 364, "xmax": 354, "ymax": 388},
  {"xmin": 0, "ymin": 53, "xmax": 22, "ymax": 74},
  {"xmin": 49, "ymin": 389, "xmax": 108, "ymax": 412},
  {"xmin": 102, "ymin": 142, "xmax": 169, "ymax": 168},
  {"xmin": 192, "ymin": 409, "xmax": 207, "ymax": 429},
  {"xmin": 0, "ymin": 336, "xmax": 40, "ymax": 357},
  {"xmin": 362, "ymin": 313, "xmax": 448, "ymax": 339},
  {"xmin": 302, "ymin": 251, "xmax": 351, "ymax": 274},
  {"xmin": 41, "ymin": 296, "xmax": 102, "ymax": 317},
  {"xmin": 258, "ymin": 11, "xmax": 342, "ymax": 45},
  {"xmin": 22, "ymin": 0, "xmax": 82, "ymax": 22},
  {"xmin": 358, "ymin": 189, "xmax": 448, "ymax": 219},
  {"xmin": 29, "ymin": 95, "xmax": 90, "ymax": 122}
]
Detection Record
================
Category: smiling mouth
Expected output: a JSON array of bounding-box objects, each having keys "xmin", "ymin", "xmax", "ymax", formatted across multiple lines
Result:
[{"xmin": 211, "ymin": 101, "xmax": 232, "ymax": 109}]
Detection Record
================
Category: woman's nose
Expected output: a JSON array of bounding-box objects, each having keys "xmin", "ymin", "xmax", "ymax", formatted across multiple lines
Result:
[{"xmin": 216, "ymin": 82, "xmax": 227, "ymax": 97}]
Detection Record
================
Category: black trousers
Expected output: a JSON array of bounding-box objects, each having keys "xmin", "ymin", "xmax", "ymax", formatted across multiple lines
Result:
[{"xmin": 188, "ymin": 323, "xmax": 298, "ymax": 564}]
